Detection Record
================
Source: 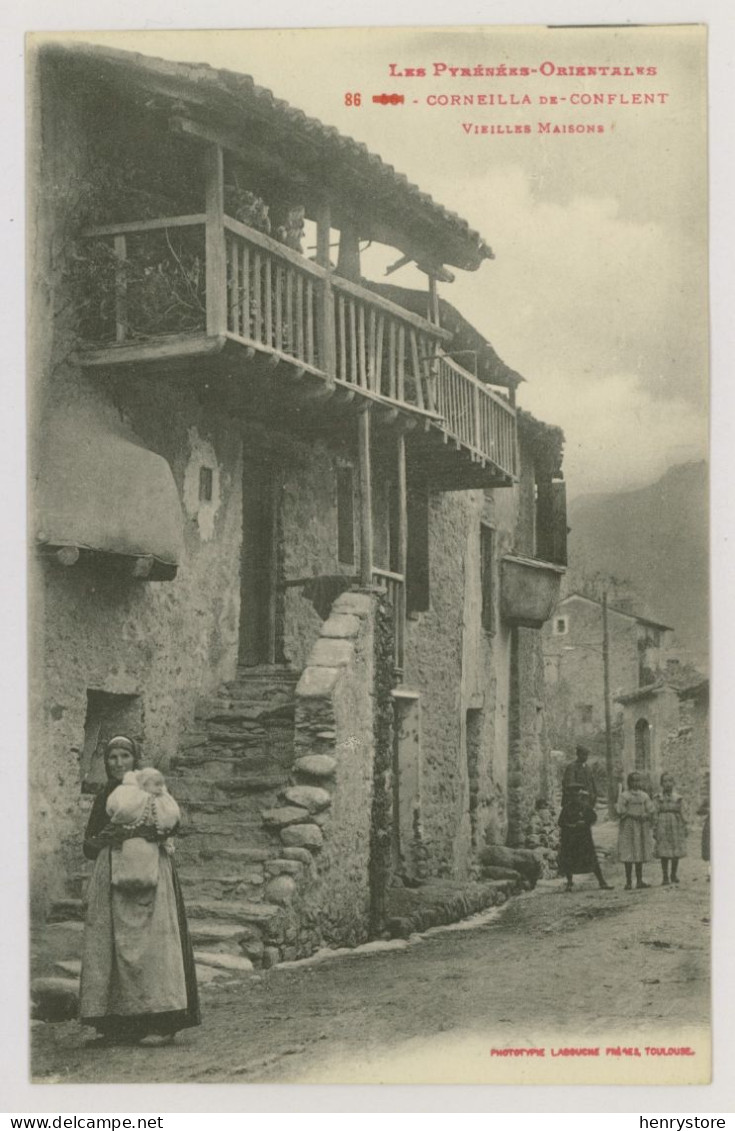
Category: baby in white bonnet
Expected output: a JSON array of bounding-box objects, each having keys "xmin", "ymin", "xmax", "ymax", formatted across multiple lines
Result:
[
  {"xmin": 107, "ymin": 767, "xmax": 181, "ymax": 833},
  {"xmin": 106, "ymin": 767, "xmax": 181, "ymax": 889}
]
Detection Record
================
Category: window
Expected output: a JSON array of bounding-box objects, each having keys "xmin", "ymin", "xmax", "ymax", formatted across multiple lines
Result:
[
  {"xmin": 576, "ymin": 704, "xmax": 594, "ymax": 725},
  {"xmin": 553, "ymin": 615, "xmax": 569, "ymax": 635},
  {"xmin": 406, "ymin": 486, "xmax": 430, "ymax": 613},
  {"xmin": 480, "ymin": 524, "xmax": 494, "ymax": 631},
  {"xmin": 336, "ymin": 465, "xmax": 355, "ymax": 566},
  {"xmin": 199, "ymin": 467, "xmax": 213, "ymax": 502}
]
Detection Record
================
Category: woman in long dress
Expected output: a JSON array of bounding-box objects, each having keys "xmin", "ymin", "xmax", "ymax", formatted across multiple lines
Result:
[
  {"xmin": 557, "ymin": 786, "xmax": 613, "ymax": 891},
  {"xmin": 79, "ymin": 736, "xmax": 200, "ymax": 1046}
]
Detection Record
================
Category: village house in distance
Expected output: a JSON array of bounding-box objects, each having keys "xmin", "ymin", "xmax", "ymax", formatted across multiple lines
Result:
[
  {"xmin": 542, "ymin": 592, "xmax": 708, "ymax": 807},
  {"xmin": 29, "ymin": 42, "xmax": 568, "ymax": 968}
]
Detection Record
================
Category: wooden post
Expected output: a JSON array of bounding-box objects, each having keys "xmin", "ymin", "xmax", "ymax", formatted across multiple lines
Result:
[
  {"xmin": 428, "ymin": 275, "xmax": 440, "ymax": 326},
  {"xmin": 205, "ymin": 143, "xmax": 227, "ymax": 337},
  {"xmin": 395, "ymin": 431, "xmax": 408, "ymax": 681},
  {"xmin": 603, "ymin": 591, "xmax": 616, "ymax": 819},
  {"xmin": 315, "ymin": 201, "xmax": 336, "ymax": 382},
  {"xmin": 113, "ymin": 234, "xmax": 128, "ymax": 344},
  {"xmin": 472, "ymin": 380, "xmax": 482, "ymax": 454},
  {"xmin": 358, "ymin": 407, "xmax": 373, "ymax": 586},
  {"xmin": 337, "ymin": 222, "xmax": 361, "ymax": 281}
]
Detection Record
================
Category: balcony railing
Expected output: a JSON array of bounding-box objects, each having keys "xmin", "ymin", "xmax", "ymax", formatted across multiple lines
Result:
[
  {"xmin": 435, "ymin": 355, "xmax": 518, "ymax": 478},
  {"xmin": 79, "ymin": 214, "xmax": 517, "ymax": 479}
]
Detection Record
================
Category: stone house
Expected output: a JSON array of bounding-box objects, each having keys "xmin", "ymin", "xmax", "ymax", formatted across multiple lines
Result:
[
  {"xmin": 617, "ymin": 673, "xmax": 709, "ymax": 807},
  {"xmin": 542, "ymin": 593, "xmax": 672, "ymax": 769},
  {"xmin": 29, "ymin": 41, "xmax": 567, "ymax": 964}
]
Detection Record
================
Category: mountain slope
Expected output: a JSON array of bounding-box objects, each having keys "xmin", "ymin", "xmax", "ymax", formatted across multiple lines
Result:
[{"xmin": 566, "ymin": 461, "xmax": 708, "ymax": 665}]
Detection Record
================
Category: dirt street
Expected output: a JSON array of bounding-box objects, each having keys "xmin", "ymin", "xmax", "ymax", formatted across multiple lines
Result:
[{"xmin": 31, "ymin": 852, "xmax": 711, "ymax": 1086}]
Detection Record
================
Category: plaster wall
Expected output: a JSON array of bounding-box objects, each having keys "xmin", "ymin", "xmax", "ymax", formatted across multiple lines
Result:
[{"xmin": 401, "ymin": 429, "xmax": 553, "ymax": 878}]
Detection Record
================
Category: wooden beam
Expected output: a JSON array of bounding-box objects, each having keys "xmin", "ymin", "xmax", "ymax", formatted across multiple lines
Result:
[
  {"xmin": 358, "ymin": 407, "xmax": 373, "ymax": 586},
  {"xmin": 428, "ymin": 275, "xmax": 440, "ymax": 327},
  {"xmin": 396, "ymin": 431, "xmax": 407, "ymax": 680},
  {"xmin": 205, "ymin": 143, "xmax": 227, "ymax": 337},
  {"xmin": 315, "ymin": 202, "xmax": 336, "ymax": 382},
  {"xmin": 113, "ymin": 234, "xmax": 128, "ymax": 344},
  {"xmin": 171, "ymin": 115, "xmax": 311, "ymax": 194},
  {"xmin": 336, "ymin": 223, "xmax": 361, "ymax": 281}
]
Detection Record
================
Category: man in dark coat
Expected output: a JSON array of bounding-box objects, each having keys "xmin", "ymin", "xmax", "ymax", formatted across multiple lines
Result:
[{"xmin": 562, "ymin": 745, "xmax": 598, "ymax": 808}]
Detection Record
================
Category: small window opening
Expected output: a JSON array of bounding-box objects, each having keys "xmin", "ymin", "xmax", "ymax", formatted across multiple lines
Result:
[{"xmin": 199, "ymin": 467, "xmax": 214, "ymax": 502}]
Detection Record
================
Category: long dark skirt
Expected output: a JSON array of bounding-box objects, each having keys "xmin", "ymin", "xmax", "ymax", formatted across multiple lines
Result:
[
  {"xmin": 558, "ymin": 824, "xmax": 600, "ymax": 876},
  {"xmin": 80, "ymin": 846, "xmax": 200, "ymax": 1038}
]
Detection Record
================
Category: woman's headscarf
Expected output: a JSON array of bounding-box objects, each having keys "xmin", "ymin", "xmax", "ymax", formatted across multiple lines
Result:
[{"xmin": 103, "ymin": 735, "xmax": 140, "ymax": 779}]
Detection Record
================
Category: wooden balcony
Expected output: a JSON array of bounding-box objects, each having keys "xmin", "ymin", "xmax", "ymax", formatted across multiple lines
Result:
[{"xmin": 77, "ymin": 213, "xmax": 517, "ymax": 487}]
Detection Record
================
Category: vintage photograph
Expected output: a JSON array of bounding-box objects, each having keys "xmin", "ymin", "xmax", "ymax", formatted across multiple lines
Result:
[{"xmin": 27, "ymin": 25, "xmax": 710, "ymax": 1086}]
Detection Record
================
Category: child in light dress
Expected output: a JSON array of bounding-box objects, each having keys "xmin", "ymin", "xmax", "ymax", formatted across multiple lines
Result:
[
  {"xmin": 653, "ymin": 772, "xmax": 687, "ymax": 885},
  {"xmin": 106, "ymin": 767, "xmax": 181, "ymax": 890},
  {"xmin": 616, "ymin": 771, "xmax": 656, "ymax": 890}
]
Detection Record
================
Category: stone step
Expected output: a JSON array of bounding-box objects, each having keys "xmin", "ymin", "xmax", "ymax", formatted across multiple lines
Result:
[
  {"xmin": 48, "ymin": 898, "xmax": 84, "ymax": 923},
  {"xmin": 174, "ymin": 824, "xmax": 278, "ymax": 857},
  {"xmin": 168, "ymin": 774, "xmax": 289, "ymax": 804},
  {"xmin": 175, "ymin": 767, "xmax": 290, "ymax": 794},
  {"xmin": 65, "ymin": 871, "xmax": 94, "ymax": 900},
  {"xmin": 185, "ymin": 897, "xmax": 282, "ymax": 928},
  {"xmin": 180, "ymin": 875, "xmax": 267, "ymax": 902},
  {"xmin": 33, "ymin": 920, "xmax": 84, "ymax": 963},
  {"xmin": 187, "ymin": 920, "xmax": 259, "ymax": 954},
  {"xmin": 193, "ymin": 950, "xmax": 254, "ymax": 974}
]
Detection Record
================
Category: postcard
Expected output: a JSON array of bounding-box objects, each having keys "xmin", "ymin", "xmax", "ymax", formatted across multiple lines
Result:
[{"xmin": 25, "ymin": 24, "xmax": 710, "ymax": 1088}]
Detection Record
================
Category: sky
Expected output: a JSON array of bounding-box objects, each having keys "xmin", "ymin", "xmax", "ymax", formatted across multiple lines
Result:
[{"xmin": 39, "ymin": 27, "xmax": 709, "ymax": 497}]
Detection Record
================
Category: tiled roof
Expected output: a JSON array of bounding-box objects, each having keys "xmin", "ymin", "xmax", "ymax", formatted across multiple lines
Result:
[{"xmin": 41, "ymin": 41, "xmax": 495, "ymax": 271}]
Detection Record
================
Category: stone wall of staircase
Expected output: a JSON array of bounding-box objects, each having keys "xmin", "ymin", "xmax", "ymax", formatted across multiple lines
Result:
[{"xmin": 289, "ymin": 589, "xmax": 380, "ymax": 949}]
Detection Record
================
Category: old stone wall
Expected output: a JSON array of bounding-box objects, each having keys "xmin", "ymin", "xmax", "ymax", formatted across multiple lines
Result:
[
  {"xmin": 279, "ymin": 443, "xmax": 358, "ymax": 670},
  {"xmin": 292, "ymin": 591, "xmax": 379, "ymax": 947},
  {"xmin": 659, "ymin": 695, "xmax": 709, "ymax": 813},
  {"xmin": 29, "ymin": 60, "xmax": 244, "ymax": 914}
]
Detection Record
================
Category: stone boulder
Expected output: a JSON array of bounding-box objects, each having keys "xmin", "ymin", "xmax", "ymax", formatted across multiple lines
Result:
[
  {"xmin": 479, "ymin": 845, "xmax": 541, "ymax": 888},
  {"xmin": 283, "ymin": 785, "xmax": 331, "ymax": 812},
  {"xmin": 280, "ymin": 823, "xmax": 324, "ymax": 850},
  {"xmin": 31, "ymin": 977, "xmax": 79, "ymax": 1022}
]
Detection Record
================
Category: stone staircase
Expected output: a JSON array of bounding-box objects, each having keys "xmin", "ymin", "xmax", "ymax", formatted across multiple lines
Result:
[
  {"xmin": 35, "ymin": 665, "xmax": 318, "ymax": 1007},
  {"xmin": 169, "ymin": 664, "xmax": 313, "ymax": 967}
]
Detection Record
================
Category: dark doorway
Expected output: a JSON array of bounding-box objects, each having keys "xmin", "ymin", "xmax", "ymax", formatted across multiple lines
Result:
[
  {"xmin": 239, "ymin": 460, "xmax": 280, "ymax": 666},
  {"xmin": 635, "ymin": 717, "xmax": 651, "ymax": 772},
  {"xmin": 465, "ymin": 708, "xmax": 483, "ymax": 850}
]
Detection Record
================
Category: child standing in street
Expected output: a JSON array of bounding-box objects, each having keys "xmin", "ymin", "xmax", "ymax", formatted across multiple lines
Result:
[
  {"xmin": 654, "ymin": 772, "xmax": 688, "ymax": 885},
  {"xmin": 617, "ymin": 771, "xmax": 656, "ymax": 890}
]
